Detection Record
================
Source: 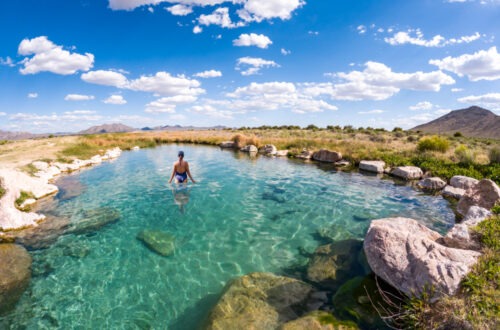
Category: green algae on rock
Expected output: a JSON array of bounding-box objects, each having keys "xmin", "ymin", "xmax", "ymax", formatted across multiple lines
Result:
[
  {"xmin": 281, "ymin": 310, "xmax": 359, "ymax": 330},
  {"xmin": 206, "ymin": 272, "xmax": 321, "ymax": 330},
  {"xmin": 136, "ymin": 230, "xmax": 175, "ymax": 256},
  {"xmin": 307, "ymin": 239, "xmax": 369, "ymax": 291},
  {"xmin": 0, "ymin": 244, "xmax": 32, "ymax": 313},
  {"xmin": 68, "ymin": 207, "xmax": 120, "ymax": 235}
]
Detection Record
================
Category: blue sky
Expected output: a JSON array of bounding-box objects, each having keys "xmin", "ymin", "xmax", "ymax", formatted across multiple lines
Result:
[{"xmin": 1, "ymin": 0, "xmax": 500, "ymax": 133}]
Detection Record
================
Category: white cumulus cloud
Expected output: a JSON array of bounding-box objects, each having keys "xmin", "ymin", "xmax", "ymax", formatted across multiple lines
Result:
[
  {"xmin": 430, "ymin": 46, "xmax": 500, "ymax": 81},
  {"xmin": 0, "ymin": 56, "xmax": 15, "ymax": 67},
  {"xmin": 358, "ymin": 109, "xmax": 384, "ymax": 114},
  {"xmin": 458, "ymin": 93, "xmax": 500, "ymax": 109},
  {"xmin": 198, "ymin": 7, "xmax": 244, "ymax": 28},
  {"xmin": 236, "ymin": 56, "xmax": 279, "ymax": 75},
  {"xmin": 384, "ymin": 29, "xmax": 481, "ymax": 47},
  {"xmin": 409, "ymin": 101, "xmax": 434, "ymax": 111},
  {"xmin": 233, "ymin": 33, "xmax": 272, "ymax": 48},
  {"xmin": 65, "ymin": 94, "xmax": 95, "ymax": 101},
  {"xmin": 18, "ymin": 36, "xmax": 94, "ymax": 75},
  {"xmin": 193, "ymin": 26, "xmax": 203, "ymax": 34},
  {"xmin": 81, "ymin": 70, "xmax": 128, "ymax": 87},
  {"xmin": 237, "ymin": 0, "xmax": 305, "ymax": 22},
  {"xmin": 27, "ymin": 93, "xmax": 38, "ymax": 99},
  {"xmin": 166, "ymin": 4, "xmax": 193, "ymax": 15},
  {"xmin": 194, "ymin": 70, "xmax": 222, "ymax": 78},
  {"xmin": 103, "ymin": 95, "xmax": 127, "ymax": 105},
  {"xmin": 306, "ymin": 62, "xmax": 455, "ymax": 101}
]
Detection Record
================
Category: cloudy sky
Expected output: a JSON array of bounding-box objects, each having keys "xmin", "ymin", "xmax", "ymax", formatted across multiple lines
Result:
[{"xmin": 1, "ymin": 0, "xmax": 500, "ymax": 133}]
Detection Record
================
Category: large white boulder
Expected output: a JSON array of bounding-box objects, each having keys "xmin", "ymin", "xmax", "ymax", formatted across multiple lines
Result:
[
  {"xmin": 443, "ymin": 206, "xmax": 492, "ymax": 250},
  {"xmin": 457, "ymin": 179, "xmax": 500, "ymax": 216},
  {"xmin": 390, "ymin": 166, "xmax": 423, "ymax": 180},
  {"xmin": 359, "ymin": 160, "xmax": 385, "ymax": 174},
  {"xmin": 450, "ymin": 176, "xmax": 479, "ymax": 190},
  {"xmin": 240, "ymin": 145, "xmax": 258, "ymax": 152},
  {"xmin": 364, "ymin": 217, "xmax": 481, "ymax": 301}
]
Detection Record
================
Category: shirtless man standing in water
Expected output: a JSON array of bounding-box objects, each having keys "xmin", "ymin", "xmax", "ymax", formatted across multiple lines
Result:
[{"xmin": 168, "ymin": 150, "xmax": 196, "ymax": 184}]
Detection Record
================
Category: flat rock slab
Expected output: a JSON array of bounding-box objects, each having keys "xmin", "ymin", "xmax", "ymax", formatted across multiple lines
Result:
[
  {"xmin": 206, "ymin": 272, "xmax": 320, "ymax": 330},
  {"xmin": 136, "ymin": 229, "xmax": 175, "ymax": 256},
  {"xmin": 442, "ymin": 185, "xmax": 465, "ymax": 199},
  {"xmin": 390, "ymin": 166, "xmax": 423, "ymax": 180},
  {"xmin": 359, "ymin": 161, "xmax": 385, "ymax": 174},
  {"xmin": 67, "ymin": 207, "xmax": 120, "ymax": 235},
  {"xmin": 364, "ymin": 217, "xmax": 481, "ymax": 301},
  {"xmin": 0, "ymin": 244, "xmax": 32, "ymax": 312}
]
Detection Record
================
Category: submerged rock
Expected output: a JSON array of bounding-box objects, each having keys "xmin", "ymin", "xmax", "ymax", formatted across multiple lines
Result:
[
  {"xmin": 0, "ymin": 244, "xmax": 32, "ymax": 312},
  {"xmin": 206, "ymin": 272, "xmax": 321, "ymax": 330},
  {"xmin": 359, "ymin": 161, "xmax": 385, "ymax": 174},
  {"xmin": 331, "ymin": 275, "xmax": 387, "ymax": 328},
  {"xmin": 136, "ymin": 229, "xmax": 175, "ymax": 256},
  {"xmin": 56, "ymin": 176, "xmax": 86, "ymax": 202},
  {"xmin": 281, "ymin": 311, "xmax": 359, "ymax": 330},
  {"xmin": 11, "ymin": 215, "xmax": 71, "ymax": 250},
  {"xmin": 364, "ymin": 217, "xmax": 481, "ymax": 301},
  {"xmin": 312, "ymin": 149, "xmax": 342, "ymax": 163},
  {"xmin": 67, "ymin": 207, "xmax": 120, "ymax": 235},
  {"xmin": 307, "ymin": 239, "xmax": 368, "ymax": 290},
  {"xmin": 457, "ymin": 179, "xmax": 500, "ymax": 216}
]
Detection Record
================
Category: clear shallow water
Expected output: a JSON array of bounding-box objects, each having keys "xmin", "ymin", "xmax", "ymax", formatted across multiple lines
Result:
[{"xmin": 1, "ymin": 145, "xmax": 455, "ymax": 329}]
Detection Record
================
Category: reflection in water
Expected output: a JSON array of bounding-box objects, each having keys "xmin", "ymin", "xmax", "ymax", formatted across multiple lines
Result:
[{"xmin": 170, "ymin": 184, "xmax": 191, "ymax": 214}]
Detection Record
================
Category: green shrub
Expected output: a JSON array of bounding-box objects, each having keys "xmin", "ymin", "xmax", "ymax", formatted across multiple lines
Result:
[
  {"xmin": 492, "ymin": 204, "xmax": 500, "ymax": 215},
  {"xmin": 455, "ymin": 145, "xmax": 475, "ymax": 165},
  {"xmin": 61, "ymin": 142, "xmax": 101, "ymax": 159},
  {"xmin": 489, "ymin": 147, "xmax": 500, "ymax": 164},
  {"xmin": 454, "ymin": 131, "xmax": 463, "ymax": 137},
  {"xmin": 417, "ymin": 135, "xmax": 450, "ymax": 153}
]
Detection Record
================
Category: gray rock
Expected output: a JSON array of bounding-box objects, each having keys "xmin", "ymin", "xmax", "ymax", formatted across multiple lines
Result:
[
  {"xmin": 259, "ymin": 144, "xmax": 277, "ymax": 155},
  {"xmin": 295, "ymin": 149, "xmax": 313, "ymax": 160},
  {"xmin": 450, "ymin": 176, "xmax": 479, "ymax": 190},
  {"xmin": 219, "ymin": 141, "xmax": 236, "ymax": 148},
  {"xmin": 206, "ymin": 272, "xmax": 316, "ymax": 330},
  {"xmin": 335, "ymin": 160, "xmax": 350, "ymax": 167},
  {"xmin": 390, "ymin": 166, "xmax": 423, "ymax": 180},
  {"xmin": 364, "ymin": 217, "xmax": 481, "ymax": 301},
  {"xmin": 275, "ymin": 150, "xmax": 289, "ymax": 157},
  {"xmin": 0, "ymin": 244, "xmax": 32, "ymax": 311},
  {"xmin": 457, "ymin": 179, "xmax": 500, "ymax": 216},
  {"xmin": 359, "ymin": 160, "xmax": 385, "ymax": 174},
  {"xmin": 136, "ymin": 230, "xmax": 175, "ymax": 256},
  {"xmin": 442, "ymin": 185, "xmax": 466, "ymax": 199},
  {"xmin": 442, "ymin": 206, "xmax": 492, "ymax": 250},
  {"xmin": 312, "ymin": 149, "xmax": 342, "ymax": 163},
  {"xmin": 240, "ymin": 144, "xmax": 258, "ymax": 153},
  {"xmin": 307, "ymin": 239, "xmax": 367, "ymax": 290},
  {"xmin": 67, "ymin": 207, "xmax": 120, "ymax": 235},
  {"xmin": 417, "ymin": 177, "xmax": 446, "ymax": 191}
]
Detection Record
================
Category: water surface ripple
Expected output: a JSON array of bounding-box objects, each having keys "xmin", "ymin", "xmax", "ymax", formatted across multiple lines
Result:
[{"xmin": 1, "ymin": 145, "xmax": 455, "ymax": 329}]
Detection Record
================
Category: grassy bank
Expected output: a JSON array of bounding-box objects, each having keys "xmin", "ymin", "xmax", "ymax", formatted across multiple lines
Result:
[
  {"xmin": 398, "ymin": 210, "xmax": 500, "ymax": 329},
  {"xmin": 54, "ymin": 128, "xmax": 499, "ymax": 184}
]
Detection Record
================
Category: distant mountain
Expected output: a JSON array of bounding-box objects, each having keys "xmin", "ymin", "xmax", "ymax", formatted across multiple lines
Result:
[
  {"xmin": 79, "ymin": 123, "xmax": 135, "ymax": 135},
  {"xmin": 412, "ymin": 106, "xmax": 500, "ymax": 139},
  {"xmin": 0, "ymin": 130, "xmax": 38, "ymax": 140},
  {"xmin": 143, "ymin": 125, "xmax": 228, "ymax": 131}
]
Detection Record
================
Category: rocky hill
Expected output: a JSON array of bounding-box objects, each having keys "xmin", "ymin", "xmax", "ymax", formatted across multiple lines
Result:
[
  {"xmin": 412, "ymin": 106, "xmax": 500, "ymax": 139},
  {"xmin": 0, "ymin": 130, "xmax": 37, "ymax": 140},
  {"xmin": 79, "ymin": 123, "xmax": 135, "ymax": 135}
]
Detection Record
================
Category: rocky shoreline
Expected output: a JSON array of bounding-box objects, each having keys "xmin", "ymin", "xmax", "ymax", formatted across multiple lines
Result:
[{"xmin": 1, "ymin": 142, "xmax": 499, "ymax": 328}]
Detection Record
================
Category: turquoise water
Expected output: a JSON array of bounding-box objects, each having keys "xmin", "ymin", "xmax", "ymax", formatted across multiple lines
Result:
[{"xmin": 1, "ymin": 145, "xmax": 455, "ymax": 329}]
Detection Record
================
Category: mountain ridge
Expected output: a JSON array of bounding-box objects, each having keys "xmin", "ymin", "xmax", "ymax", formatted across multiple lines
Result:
[{"xmin": 412, "ymin": 106, "xmax": 500, "ymax": 139}]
